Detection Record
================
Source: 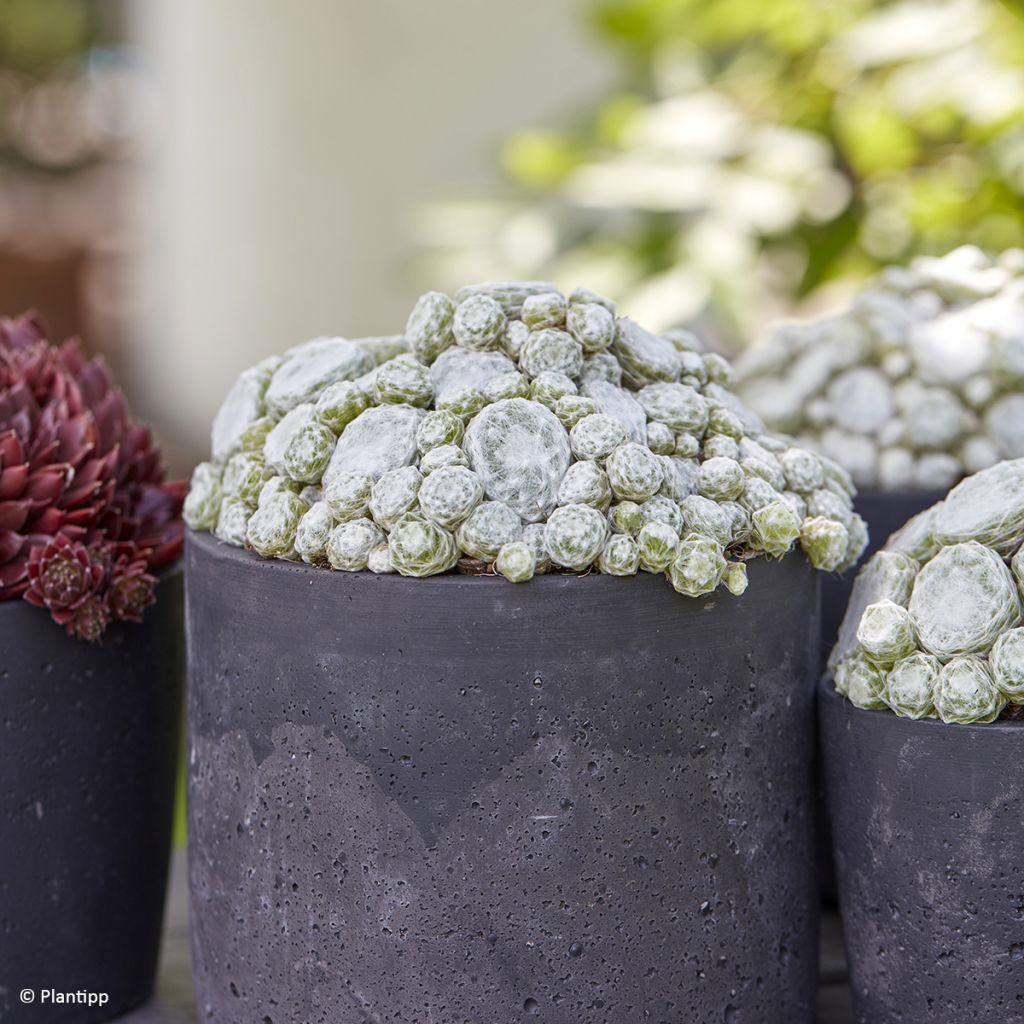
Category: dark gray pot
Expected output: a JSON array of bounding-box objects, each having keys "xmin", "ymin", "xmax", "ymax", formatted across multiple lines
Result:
[
  {"xmin": 186, "ymin": 530, "xmax": 821, "ymax": 1024},
  {"xmin": 816, "ymin": 489, "xmax": 944, "ymax": 904},
  {"xmin": 819, "ymin": 676, "xmax": 1024, "ymax": 1024},
  {"xmin": 0, "ymin": 570, "xmax": 183, "ymax": 1024}
]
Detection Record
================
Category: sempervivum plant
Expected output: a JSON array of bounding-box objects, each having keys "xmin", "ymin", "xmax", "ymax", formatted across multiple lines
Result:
[
  {"xmin": 736, "ymin": 246, "xmax": 1024, "ymax": 492},
  {"xmin": 830, "ymin": 458, "xmax": 1024, "ymax": 724},
  {"xmin": 188, "ymin": 281, "xmax": 868, "ymax": 599},
  {"xmin": 0, "ymin": 314, "xmax": 185, "ymax": 640}
]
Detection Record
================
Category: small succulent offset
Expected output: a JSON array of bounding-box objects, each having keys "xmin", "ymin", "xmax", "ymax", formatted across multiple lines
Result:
[
  {"xmin": 736, "ymin": 246, "xmax": 1024, "ymax": 492},
  {"xmin": 830, "ymin": 459, "xmax": 1024, "ymax": 724},
  {"xmin": 0, "ymin": 314, "xmax": 185, "ymax": 640},
  {"xmin": 188, "ymin": 282, "xmax": 868, "ymax": 597}
]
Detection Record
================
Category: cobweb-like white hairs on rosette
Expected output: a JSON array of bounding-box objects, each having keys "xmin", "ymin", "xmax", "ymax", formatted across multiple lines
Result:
[
  {"xmin": 187, "ymin": 281, "xmax": 868, "ymax": 598},
  {"xmin": 831, "ymin": 458, "xmax": 1024, "ymax": 724}
]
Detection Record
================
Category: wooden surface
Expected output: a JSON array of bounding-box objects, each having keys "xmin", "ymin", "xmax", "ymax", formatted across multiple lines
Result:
[{"xmin": 122, "ymin": 853, "xmax": 856, "ymax": 1023}]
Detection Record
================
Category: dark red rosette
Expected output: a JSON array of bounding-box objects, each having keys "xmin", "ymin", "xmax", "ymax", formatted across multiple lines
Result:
[
  {"xmin": 66, "ymin": 594, "xmax": 111, "ymax": 643},
  {"xmin": 0, "ymin": 313, "xmax": 185, "ymax": 639},
  {"xmin": 106, "ymin": 555, "xmax": 158, "ymax": 624},
  {"xmin": 24, "ymin": 534, "xmax": 104, "ymax": 614}
]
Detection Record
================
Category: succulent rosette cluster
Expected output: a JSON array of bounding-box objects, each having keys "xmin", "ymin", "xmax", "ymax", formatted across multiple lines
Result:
[
  {"xmin": 0, "ymin": 314, "xmax": 185, "ymax": 640},
  {"xmin": 187, "ymin": 281, "xmax": 868, "ymax": 597},
  {"xmin": 736, "ymin": 246, "xmax": 1024, "ymax": 492},
  {"xmin": 830, "ymin": 459, "xmax": 1024, "ymax": 724}
]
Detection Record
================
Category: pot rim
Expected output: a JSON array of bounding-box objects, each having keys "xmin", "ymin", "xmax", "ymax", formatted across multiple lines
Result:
[
  {"xmin": 855, "ymin": 488, "xmax": 949, "ymax": 502},
  {"xmin": 186, "ymin": 526, "xmax": 803, "ymax": 592},
  {"xmin": 818, "ymin": 672, "xmax": 1024, "ymax": 735}
]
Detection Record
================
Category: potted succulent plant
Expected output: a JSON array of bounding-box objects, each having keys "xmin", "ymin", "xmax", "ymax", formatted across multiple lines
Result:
[
  {"xmin": 736, "ymin": 244, "xmax": 1024, "ymax": 655},
  {"xmin": 822, "ymin": 458, "xmax": 1024, "ymax": 1024},
  {"xmin": 185, "ymin": 282, "xmax": 867, "ymax": 1024},
  {"xmin": 737, "ymin": 245, "xmax": 1024, "ymax": 899},
  {"xmin": 0, "ymin": 315, "xmax": 185, "ymax": 1023}
]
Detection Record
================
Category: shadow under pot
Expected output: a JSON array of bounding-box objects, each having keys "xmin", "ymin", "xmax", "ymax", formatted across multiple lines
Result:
[
  {"xmin": 0, "ymin": 569, "xmax": 184, "ymax": 1024},
  {"xmin": 186, "ymin": 530, "xmax": 822, "ymax": 1024},
  {"xmin": 819, "ymin": 676, "xmax": 1024, "ymax": 1024}
]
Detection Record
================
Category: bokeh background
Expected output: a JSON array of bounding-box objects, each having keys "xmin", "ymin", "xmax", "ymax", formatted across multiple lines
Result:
[{"xmin": 3, "ymin": 0, "xmax": 1023, "ymax": 477}]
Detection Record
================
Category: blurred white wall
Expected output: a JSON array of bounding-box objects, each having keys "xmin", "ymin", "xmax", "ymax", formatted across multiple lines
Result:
[{"xmin": 133, "ymin": 1, "xmax": 610, "ymax": 459}]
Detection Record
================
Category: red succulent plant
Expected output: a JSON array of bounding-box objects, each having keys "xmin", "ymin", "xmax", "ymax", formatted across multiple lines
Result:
[{"xmin": 0, "ymin": 313, "xmax": 184, "ymax": 639}]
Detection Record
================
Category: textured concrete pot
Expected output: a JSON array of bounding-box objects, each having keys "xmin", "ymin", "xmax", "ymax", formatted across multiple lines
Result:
[
  {"xmin": 816, "ymin": 489, "xmax": 943, "ymax": 904},
  {"xmin": 0, "ymin": 569, "xmax": 183, "ymax": 1024},
  {"xmin": 819, "ymin": 677, "xmax": 1024, "ymax": 1024},
  {"xmin": 186, "ymin": 530, "xmax": 821, "ymax": 1024}
]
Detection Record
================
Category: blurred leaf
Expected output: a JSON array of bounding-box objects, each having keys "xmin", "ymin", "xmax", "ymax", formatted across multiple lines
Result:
[
  {"xmin": 0, "ymin": 0, "xmax": 91, "ymax": 71},
  {"xmin": 835, "ymin": 93, "xmax": 921, "ymax": 175},
  {"xmin": 420, "ymin": 0, "xmax": 1024, "ymax": 345},
  {"xmin": 596, "ymin": 93, "xmax": 646, "ymax": 146},
  {"xmin": 798, "ymin": 203, "xmax": 863, "ymax": 294},
  {"xmin": 502, "ymin": 130, "xmax": 581, "ymax": 188}
]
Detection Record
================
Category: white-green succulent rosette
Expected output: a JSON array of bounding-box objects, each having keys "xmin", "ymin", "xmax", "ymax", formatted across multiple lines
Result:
[
  {"xmin": 186, "ymin": 281, "xmax": 868, "ymax": 596},
  {"xmin": 830, "ymin": 458, "xmax": 1024, "ymax": 725},
  {"xmin": 736, "ymin": 246, "xmax": 1024, "ymax": 492}
]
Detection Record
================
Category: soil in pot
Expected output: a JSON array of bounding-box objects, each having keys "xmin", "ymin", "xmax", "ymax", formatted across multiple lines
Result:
[
  {"xmin": 819, "ymin": 676, "xmax": 1024, "ymax": 1024},
  {"xmin": 187, "ymin": 530, "xmax": 822, "ymax": 1024},
  {"xmin": 0, "ymin": 570, "xmax": 183, "ymax": 1024}
]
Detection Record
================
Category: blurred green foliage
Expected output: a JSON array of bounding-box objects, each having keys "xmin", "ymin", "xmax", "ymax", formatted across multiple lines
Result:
[
  {"xmin": 0, "ymin": 0, "xmax": 124, "ymax": 174},
  {"xmin": 419, "ymin": 0, "xmax": 1024, "ymax": 343},
  {"xmin": 174, "ymin": 751, "xmax": 186, "ymax": 845},
  {"xmin": 0, "ymin": 0, "xmax": 96, "ymax": 73}
]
